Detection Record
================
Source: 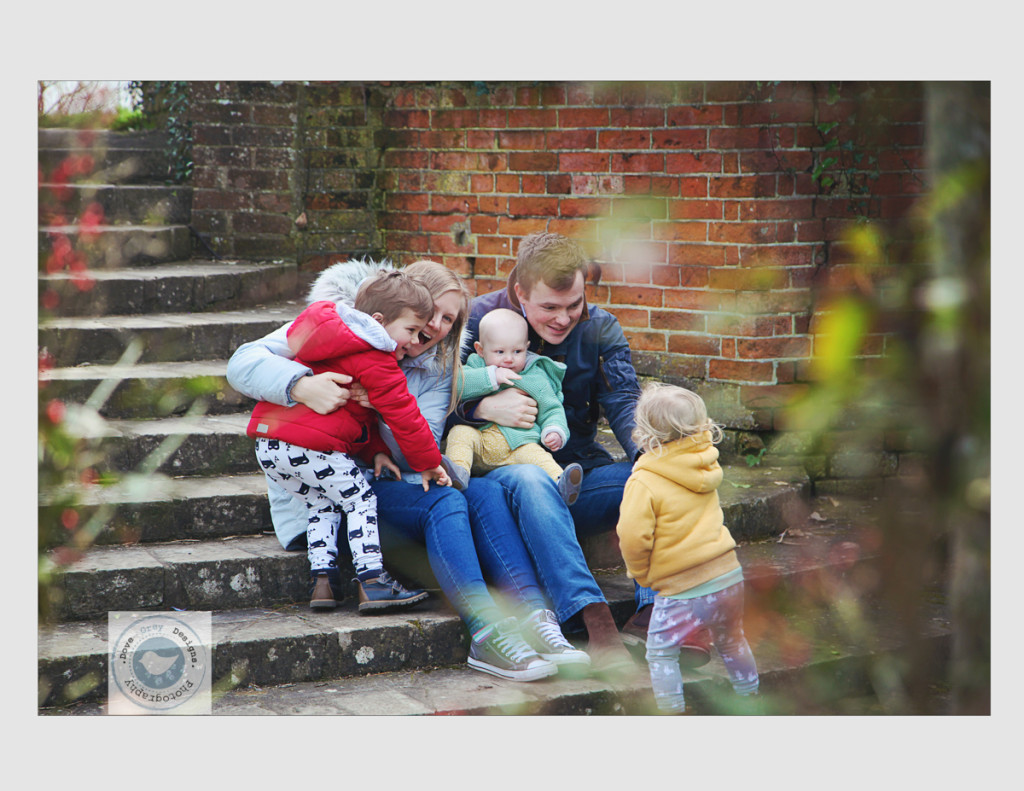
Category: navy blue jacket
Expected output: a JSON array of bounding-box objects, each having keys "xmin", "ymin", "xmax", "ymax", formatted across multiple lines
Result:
[{"xmin": 455, "ymin": 285, "xmax": 642, "ymax": 471}]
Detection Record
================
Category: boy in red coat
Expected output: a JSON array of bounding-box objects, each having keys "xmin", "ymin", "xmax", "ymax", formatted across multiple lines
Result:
[{"xmin": 248, "ymin": 271, "xmax": 451, "ymax": 612}]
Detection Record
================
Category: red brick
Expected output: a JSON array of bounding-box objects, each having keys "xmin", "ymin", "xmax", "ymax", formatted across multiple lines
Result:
[
  {"xmin": 470, "ymin": 215, "xmax": 498, "ymax": 234},
  {"xmin": 737, "ymin": 198, "xmax": 814, "ymax": 221},
  {"xmin": 708, "ymin": 222, "xmax": 777, "ymax": 245},
  {"xmin": 665, "ymin": 289, "xmax": 722, "ymax": 311},
  {"xmin": 521, "ymin": 174, "xmax": 546, "ymax": 193},
  {"xmin": 384, "ymin": 150, "xmax": 429, "ymax": 168},
  {"xmin": 610, "ymin": 107, "xmax": 665, "ymax": 127},
  {"xmin": 383, "ymin": 109, "xmax": 429, "ymax": 128},
  {"xmin": 498, "ymin": 130, "xmax": 546, "ymax": 150},
  {"xmin": 431, "ymin": 195, "xmax": 478, "ymax": 213},
  {"xmin": 559, "ymin": 198, "xmax": 610, "ymax": 218},
  {"xmin": 497, "ymin": 216, "xmax": 548, "ymax": 235},
  {"xmin": 652, "ymin": 264, "xmax": 681, "ymax": 287},
  {"xmin": 421, "ymin": 214, "xmax": 463, "ymax": 232},
  {"xmin": 623, "ymin": 330, "xmax": 667, "ymax": 352},
  {"xmin": 652, "ymin": 128, "xmax": 709, "ymax": 149},
  {"xmin": 599, "ymin": 129, "xmax": 651, "ymax": 149},
  {"xmin": 558, "ymin": 152, "xmax": 609, "ymax": 172},
  {"xmin": 542, "ymin": 84, "xmax": 567, "ymax": 105},
  {"xmin": 669, "ymin": 200, "xmax": 723, "ymax": 220},
  {"xmin": 509, "ymin": 151, "xmax": 557, "ymax": 172},
  {"xmin": 547, "ymin": 129, "xmax": 597, "ymax": 149},
  {"xmin": 611, "ymin": 153, "xmax": 665, "ymax": 173},
  {"xmin": 668, "ymin": 334, "xmax": 721, "ymax": 356},
  {"xmin": 558, "ymin": 108, "xmax": 610, "ymax": 128},
  {"xmin": 737, "ymin": 336, "xmax": 811, "ymax": 360},
  {"xmin": 738, "ymin": 245, "xmax": 813, "ymax": 268},
  {"xmin": 382, "ymin": 212, "xmax": 419, "ymax": 231},
  {"xmin": 495, "ymin": 174, "xmax": 520, "ymax": 193},
  {"xmin": 432, "ymin": 109, "xmax": 480, "ymax": 128},
  {"xmin": 651, "ymin": 310, "xmax": 705, "ymax": 332},
  {"xmin": 653, "ymin": 222, "xmax": 707, "ymax": 242},
  {"xmin": 479, "ymin": 109, "xmax": 508, "ymax": 128},
  {"xmin": 509, "ymin": 108, "xmax": 558, "ymax": 128},
  {"xmin": 608, "ymin": 285, "xmax": 663, "ymax": 307},
  {"xmin": 708, "ymin": 359, "xmax": 774, "ymax": 382},
  {"xmin": 508, "ymin": 196, "xmax": 559, "ymax": 217},
  {"xmin": 678, "ymin": 177, "xmax": 710, "ymax": 197},
  {"xmin": 709, "ymin": 175, "xmax": 777, "ymax": 199},
  {"xmin": 676, "ymin": 266, "xmax": 709, "ymax": 287},
  {"xmin": 605, "ymin": 307, "xmax": 650, "ymax": 328},
  {"xmin": 709, "ymin": 126, "xmax": 776, "ymax": 150},
  {"xmin": 471, "ymin": 174, "xmax": 494, "ymax": 192},
  {"xmin": 547, "ymin": 174, "xmax": 572, "ymax": 194},
  {"xmin": 547, "ymin": 217, "xmax": 593, "ymax": 238},
  {"xmin": 666, "ymin": 152, "xmax": 723, "ymax": 174},
  {"xmin": 387, "ymin": 193, "xmax": 430, "ymax": 212},
  {"xmin": 665, "ymin": 105, "xmax": 723, "ymax": 126}
]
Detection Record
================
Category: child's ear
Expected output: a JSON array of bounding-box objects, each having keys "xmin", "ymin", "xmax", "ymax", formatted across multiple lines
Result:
[
  {"xmin": 473, "ymin": 341, "xmax": 484, "ymax": 356},
  {"xmin": 371, "ymin": 312, "xmax": 386, "ymax": 326}
]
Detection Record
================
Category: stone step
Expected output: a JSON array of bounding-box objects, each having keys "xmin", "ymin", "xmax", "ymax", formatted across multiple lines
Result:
[
  {"xmin": 40, "ymin": 360, "xmax": 248, "ymax": 419},
  {"xmin": 40, "ymin": 508, "xmax": 952, "ymax": 713},
  {"xmin": 39, "ymin": 260, "xmax": 298, "ymax": 318},
  {"xmin": 41, "ymin": 464, "xmax": 810, "ymax": 621},
  {"xmin": 39, "ymin": 183, "xmax": 191, "ymax": 226},
  {"xmin": 39, "ymin": 145, "xmax": 172, "ymax": 185},
  {"xmin": 43, "ymin": 412, "xmax": 256, "ymax": 477},
  {"xmin": 39, "ymin": 302, "xmax": 302, "ymax": 367},
  {"xmin": 40, "ymin": 472, "xmax": 273, "ymax": 545},
  {"xmin": 39, "ymin": 128, "xmax": 169, "ymax": 151},
  {"xmin": 40, "ymin": 224, "xmax": 193, "ymax": 268}
]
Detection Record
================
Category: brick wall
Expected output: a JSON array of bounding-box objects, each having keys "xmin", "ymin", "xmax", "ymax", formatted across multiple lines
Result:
[{"xmin": 189, "ymin": 80, "xmax": 929, "ymax": 468}]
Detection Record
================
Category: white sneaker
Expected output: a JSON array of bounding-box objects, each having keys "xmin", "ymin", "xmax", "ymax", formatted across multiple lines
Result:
[
  {"xmin": 468, "ymin": 617, "xmax": 557, "ymax": 682},
  {"xmin": 522, "ymin": 609, "xmax": 592, "ymax": 672}
]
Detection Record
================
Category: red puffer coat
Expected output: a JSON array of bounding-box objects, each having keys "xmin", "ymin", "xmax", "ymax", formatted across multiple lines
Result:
[{"xmin": 247, "ymin": 301, "xmax": 442, "ymax": 472}]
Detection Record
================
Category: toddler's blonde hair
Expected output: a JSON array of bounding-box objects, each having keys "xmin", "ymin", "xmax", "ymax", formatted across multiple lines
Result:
[{"xmin": 632, "ymin": 382, "xmax": 723, "ymax": 455}]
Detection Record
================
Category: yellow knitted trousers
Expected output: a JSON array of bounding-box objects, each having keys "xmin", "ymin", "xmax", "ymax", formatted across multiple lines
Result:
[{"xmin": 445, "ymin": 424, "xmax": 563, "ymax": 481}]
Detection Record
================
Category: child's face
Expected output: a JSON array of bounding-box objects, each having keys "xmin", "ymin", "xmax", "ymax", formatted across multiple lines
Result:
[
  {"xmin": 475, "ymin": 328, "xmax": 529, "ymax": 372},
  {"xmin": 380, "ymin": 308, "xmax": 429, "ymax": 361}
]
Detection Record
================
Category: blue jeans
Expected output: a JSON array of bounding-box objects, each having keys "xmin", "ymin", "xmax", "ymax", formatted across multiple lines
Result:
[
  {"xmin": 464, "ymin": 464, "xmax": 629, "ymax": 624},
  {"xmin": 646, "ymin": 583, "xmax": 759, "ymax": 712},
  {"xmin": 369, "ymin": 479, "xmax": 505, "ymax": 635}
]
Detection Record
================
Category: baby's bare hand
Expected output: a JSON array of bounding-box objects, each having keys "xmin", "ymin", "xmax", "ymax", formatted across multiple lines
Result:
[
  {"xmin": 494, "ymin": 367, "xmax": 522, "ymax": 387},
  {"xmin": 542, "ymin": 431, "xmax": 563, "ymax": 452}
]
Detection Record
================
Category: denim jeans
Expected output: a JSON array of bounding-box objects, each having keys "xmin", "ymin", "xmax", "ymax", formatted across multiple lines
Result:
[
  {"xmin": 570, "ymin": 460, "xmax": 656, "ymax": 611},
  {"xmin": 464, "ymin": 464, "xmax": 619, "ymax": 624},
  {"xmin": 369, "ymin": 479, "xmax": 506, "ymax": 635},
  {"xmin": 646, "ymin": 583, "xmax": 759, "ymax": 713}
]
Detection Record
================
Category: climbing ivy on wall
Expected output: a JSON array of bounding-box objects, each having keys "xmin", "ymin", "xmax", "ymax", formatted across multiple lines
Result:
[{"xmin": 128, "ymin": 80, "xmax": 193, "ymax": 183}]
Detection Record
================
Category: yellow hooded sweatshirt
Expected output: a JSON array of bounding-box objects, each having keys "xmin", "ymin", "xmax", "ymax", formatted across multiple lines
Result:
[{"xmin": 616, "ymin": 431, "xmax": 740, "ymax": 596}]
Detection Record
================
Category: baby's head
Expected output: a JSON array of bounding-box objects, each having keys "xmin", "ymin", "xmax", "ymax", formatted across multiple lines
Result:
[
  {"xmin": 355, "ymin": 270, "xmax": 433, "ymax": 359},
  {"xmin": 474, "ymin": 308, "xmax": 530, "ymax": 372},
  {"xmin": 632, "ymin": 382, "xmax": 723, "ymax": 455}
]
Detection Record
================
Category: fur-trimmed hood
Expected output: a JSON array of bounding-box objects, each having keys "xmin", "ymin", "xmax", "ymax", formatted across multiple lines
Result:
[{"xmin": 308, "ymin": 257, "xmax": 473, "ymax": 364}]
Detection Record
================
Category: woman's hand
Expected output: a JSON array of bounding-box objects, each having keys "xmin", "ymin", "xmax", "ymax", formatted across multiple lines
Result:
[
  {"xmin": 475, "ymin": 388, "xmax": 538, "ymax": 429},
  {"xmin": 291, "ymin": 372, "xmax": 353, "ymax": 415},
  {"xmin": 420, "ymin": 465, "xmax": 451, "ymax": 491},
  {"xmin": 373, "ymin": 453, "xmax": 402, "ymax": 481}
]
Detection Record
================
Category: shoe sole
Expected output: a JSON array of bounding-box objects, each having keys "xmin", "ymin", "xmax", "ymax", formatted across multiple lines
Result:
[
  {"xmin": 357, "ymin": 590, "xmax": 429, "ymax": 613},
  {"xmin": 467, "ymin": 657, "xmax": 558, "ymax": 682},
  {"xmin": 310, "ymin": 600, "xmax": 337, "ymax": 610},
  {"xmin": 558, "ymin": 464, "xmax": 583, "ymax": 506},
  {"xmin": 440, "ymin": 456, "xmax": 470, "ymax": 491}
]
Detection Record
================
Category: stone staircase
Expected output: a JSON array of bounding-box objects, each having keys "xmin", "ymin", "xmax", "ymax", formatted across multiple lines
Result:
[{"xmin": 37, "ymin": 129, "xmax": 953, "ymax": 715}]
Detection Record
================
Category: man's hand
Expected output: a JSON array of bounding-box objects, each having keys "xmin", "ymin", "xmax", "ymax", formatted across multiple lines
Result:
[
  {"xmin": 542, "ymin": 431, "xmax": 564, "ymax": 452},
  {"xmin": 494, "ymin": 367, "xmax": 522, "ymax": 387},
  {"xmin": 420, "ymin": 464, "xmax": 451, "ymax": 491},
  {"xmin": 373, "ymin": 452, "xmax": 402, "ymax": 481},
  {"xmin": 291, "ymin": 372, "xmax": 352, "ymax": 415},
  {"xmin": 475, "ymin": 387, "xmax": 537, "ymax": 429}
]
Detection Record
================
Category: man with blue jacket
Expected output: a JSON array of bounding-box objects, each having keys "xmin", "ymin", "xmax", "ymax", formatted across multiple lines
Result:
[{"xmin": 458, "ymin": 231, "xmax": 711, "ymax": 665}]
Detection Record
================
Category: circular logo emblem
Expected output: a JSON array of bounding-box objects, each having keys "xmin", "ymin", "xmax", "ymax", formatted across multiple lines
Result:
[{"xmin": 110, "ymin": 614, "xmax": 209, "ymax": 712}]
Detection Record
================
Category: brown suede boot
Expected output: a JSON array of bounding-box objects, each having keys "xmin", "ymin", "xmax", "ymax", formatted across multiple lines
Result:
[{"xmin": 582, "ymin": 602, "xmax": 636, "ymax": 681}]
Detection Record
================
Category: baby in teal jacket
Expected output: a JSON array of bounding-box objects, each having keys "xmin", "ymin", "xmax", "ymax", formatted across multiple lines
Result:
[{"xmin": 444, "ymin": 309, "xmax": 584, "ymax": 505}]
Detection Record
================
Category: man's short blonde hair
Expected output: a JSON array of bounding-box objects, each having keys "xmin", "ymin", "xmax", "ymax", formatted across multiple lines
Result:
[
  {"xmin": 632, "ymin": 382, "xmax": 723, "ymax": 454},
  {"xmin": 514, "ymin": 232, "xmax": 588, "ymax": 296}
]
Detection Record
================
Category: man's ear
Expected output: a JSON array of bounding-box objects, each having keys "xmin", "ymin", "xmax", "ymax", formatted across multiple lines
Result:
[
  {"xmin": 513, "ymin": 282, "xmax": 525, "ymax": 304},
  {"xmin": 473, "ymin": 340, "xmax": 484, "ymax": 356},
  {"xmin": 370, "ymin": 312, "xmax": 385, "ymax": 326}
]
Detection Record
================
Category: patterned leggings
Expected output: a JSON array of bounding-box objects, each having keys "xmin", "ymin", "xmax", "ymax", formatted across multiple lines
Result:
[
  {"xmin": 255, "ymin": 438, "xmax": 381, "ymax": 576},
  {"xmin": 645, "ymin": 582, "xmax": 759, "ymax": 713}
]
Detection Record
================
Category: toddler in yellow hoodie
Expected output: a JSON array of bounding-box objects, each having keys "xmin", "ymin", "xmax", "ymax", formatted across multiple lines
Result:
[{"xmin": 616, "ymin": 383, "xmax": 758, "ymax": 713}]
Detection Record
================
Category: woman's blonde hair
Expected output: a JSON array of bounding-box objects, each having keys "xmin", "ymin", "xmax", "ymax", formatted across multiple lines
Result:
[
  {"xmin": 631, "ymin": 382, "xmax": 723, "ymax": 455},
  {"xmin": 403, "ymin": 259, "xmax": 471, "ymax": 415}
]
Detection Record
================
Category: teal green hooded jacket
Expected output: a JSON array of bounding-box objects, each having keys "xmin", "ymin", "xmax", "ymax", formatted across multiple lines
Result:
[{"xmin": 458, "ymin": 352, "xmax": 569, "ymax": 451}]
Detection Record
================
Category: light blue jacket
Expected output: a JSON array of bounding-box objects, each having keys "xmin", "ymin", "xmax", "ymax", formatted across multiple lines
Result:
[{"xmin": 226, "ymin": 280, "xmax": 454, "ymax": 550}]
